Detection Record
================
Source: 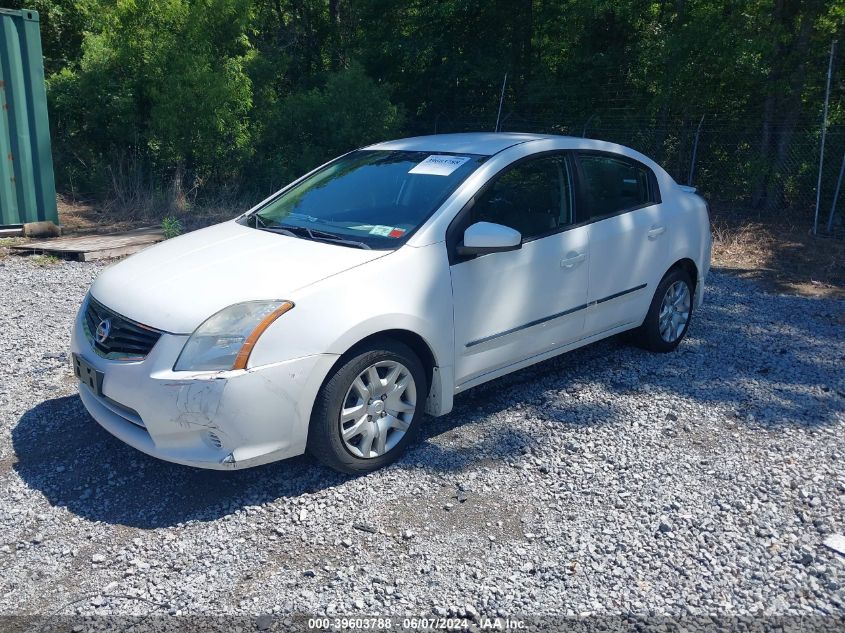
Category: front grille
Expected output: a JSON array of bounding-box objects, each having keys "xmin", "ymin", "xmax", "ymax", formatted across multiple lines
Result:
[{"xmin": 83, "ymin": 296, "xmax": 162, "ymax": 360}]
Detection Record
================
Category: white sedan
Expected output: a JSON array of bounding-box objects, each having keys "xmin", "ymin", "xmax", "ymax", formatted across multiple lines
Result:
[{"xmin": 71, "ymin": 133, "xmax": 711, "ymax": 473}]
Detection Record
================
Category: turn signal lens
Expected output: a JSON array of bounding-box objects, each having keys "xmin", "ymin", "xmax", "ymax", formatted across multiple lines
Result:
[
  {"xmin": 174, "ymin": 300, "xmax": 294, "ymax": 371},
  {"xmin": 232, "ymin": 301, "xmax": 294, "ymax": 369}
]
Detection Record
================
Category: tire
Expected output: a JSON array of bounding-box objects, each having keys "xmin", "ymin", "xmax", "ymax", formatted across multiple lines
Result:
[
  {"xmin": 307, "ymin": 338, "xmax": 428, "ymax": 474},
  {"xmin": 632, "ymin": 268, "xmax": 695, "ymax": 353}
]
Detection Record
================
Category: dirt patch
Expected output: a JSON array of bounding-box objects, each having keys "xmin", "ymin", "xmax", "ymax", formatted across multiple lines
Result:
[
  {"xmin": 58, "ymin": 196, "xmax": 149, "ymax": 235},
  {"xmin": 711, "ymin": 209, "xmax": 845, "ymax": 299},
  {"xmin": 0, "ymin": 237, "xmax": 26, "ymax": 259},
  {"xmin": 58, "ymin": 194, "xmax": 245, "ymax": 236}
]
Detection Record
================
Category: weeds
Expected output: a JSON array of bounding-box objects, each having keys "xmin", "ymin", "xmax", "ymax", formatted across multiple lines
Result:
[
  {"xmin": 30, "ymin": 254, "xmax": 61, "ymax": 266},
  {"xmin": 161, "ymin": 216, "xmax": 184, "ymax": 239}
]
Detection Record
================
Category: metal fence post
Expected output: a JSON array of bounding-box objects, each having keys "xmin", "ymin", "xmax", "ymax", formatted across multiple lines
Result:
[
  {"xmin": 581, "ymin": 114, "xmax": 596, "ymax": 138},
  {"xmin": 688, "ymin": 114, "xmax": 705, "ymax": 186},
  {"xmin": 814, "ymin": 39, "xmax": 836, "ymax": 235},
  {"xmin": 494, "ymin": 74, "xmax": 507, "ymax": 133},
  {"xmin": 827, "ymin": 150, "xmax": 845, "ymax": 233}
]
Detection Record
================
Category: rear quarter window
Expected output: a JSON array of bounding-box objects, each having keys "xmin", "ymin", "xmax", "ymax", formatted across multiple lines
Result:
[{"xmin": 577, "ymin": 153, "xmax": 658, "ymax": 220}]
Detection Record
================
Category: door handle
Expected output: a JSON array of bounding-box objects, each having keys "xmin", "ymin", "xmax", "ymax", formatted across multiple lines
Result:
[
  {"xmin": 647, "ymin": 226, "xmax": 666, "ymax": 239},
  {"xmin": 560, "ymin": 252, "xmax": 586, "ymax": 269}
]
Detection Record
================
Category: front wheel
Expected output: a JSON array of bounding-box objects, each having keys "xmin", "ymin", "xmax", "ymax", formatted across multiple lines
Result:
[
  {"xmin": 632, "ymin": 268, "xmax": 694, "ymax": 353},
  {"xmin": 307, "ymin": 339, "xmax": 427, "ymax": 474}
]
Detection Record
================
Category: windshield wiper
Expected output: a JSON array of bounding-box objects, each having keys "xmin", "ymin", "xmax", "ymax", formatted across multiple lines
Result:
[
  {"xmin": 255, "ymin": 223, "xmax": 300, "ymax": 240},
  {"xmin": 251, "ymin": 216, "xmax": 315, "ymax": 239},
  {"xmin": 308, "ymin": 231, "xmax": 372, "ymax": 250},
  {"xmin": 257, "ymin": 221, "xmax": 371, "ymax": 250},
  {"xmin": 250, "ymin": 214, "xmax": 273, "ymax": 229}
]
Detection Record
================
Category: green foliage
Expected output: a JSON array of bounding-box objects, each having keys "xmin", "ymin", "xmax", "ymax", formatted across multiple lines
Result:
[
  {"xmin": 4, "ymin": 0, "xmax": 97, "ymax": 74},
  {"xmin": 40, "ymin": 0, "xmax": 845, "ymax": 211},
  {"xmin": 161, "ymin": 216, "xmax": 184, "ymax": 239},
  {"xmin": 253, "ymin": 64, "xmax": 404, "ymax": 189},
  {"xmin": 49, "ymin": 0, "xmax": 256, "ymax": 193}
]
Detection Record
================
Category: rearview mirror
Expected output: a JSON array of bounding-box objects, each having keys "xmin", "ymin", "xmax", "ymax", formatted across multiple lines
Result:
[{"xmin": 456, "ymin": 222, "xmax": 522, "ymax": 256}]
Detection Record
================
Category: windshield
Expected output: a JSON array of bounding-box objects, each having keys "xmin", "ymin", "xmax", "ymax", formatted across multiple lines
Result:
[{"xmin": 244, "ymin": 150, "xmax": 486, "ymax": 249}]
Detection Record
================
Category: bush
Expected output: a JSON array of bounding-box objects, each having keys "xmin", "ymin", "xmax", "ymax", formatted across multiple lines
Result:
[
  {"xmin": 251, "ymin": 64, "xmax": 404, "ymax": 191},
  {"xmin": 49, "ymin": 0, "xmax": 256, "ymax": 198},
  {"xmin": 49, "ymin": 9, "xmax": 402, "ymax": 206}
]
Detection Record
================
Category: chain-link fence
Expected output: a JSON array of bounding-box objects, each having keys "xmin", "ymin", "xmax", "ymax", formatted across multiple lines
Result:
[{"xmin": 408, "ymin": 112, "xmax": 845, "ymax": 231}]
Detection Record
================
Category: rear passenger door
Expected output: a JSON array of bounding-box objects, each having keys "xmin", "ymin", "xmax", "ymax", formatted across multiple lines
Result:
[{"xmin": 575, "ymin": 152, "xmax": 665, "ymax": 336}]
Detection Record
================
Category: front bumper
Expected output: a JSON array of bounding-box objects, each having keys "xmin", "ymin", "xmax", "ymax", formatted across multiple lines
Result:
[{"xmin": 71, "ymin": 307, "xmax": 338, "ymax": 470}]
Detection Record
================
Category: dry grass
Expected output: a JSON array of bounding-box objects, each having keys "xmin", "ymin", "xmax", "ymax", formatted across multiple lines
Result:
[
  {"xmin": 711, "ymin": 209, "xmax": 845, "ymax": 299},
  {"xmin": 58, "ymin": 193, "xmax": 245, "ymax": 235},
  {"xmin": 58, "ymin": 162, "xmax": 252, "ymax": 235},
  {"xmin": 0, "ymin": 237, "xmax": 26, "ymax": 260}
]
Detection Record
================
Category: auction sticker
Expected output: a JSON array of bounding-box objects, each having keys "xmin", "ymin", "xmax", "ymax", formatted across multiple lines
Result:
[{"xmin": 409, "ymin": 155, "xmax": 471, "ymax": 176}]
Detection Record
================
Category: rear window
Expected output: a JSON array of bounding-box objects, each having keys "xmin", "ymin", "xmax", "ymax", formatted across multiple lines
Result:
[{"xmin": 577, "ymin": 153, "xmax": 657, "ymax": 219}]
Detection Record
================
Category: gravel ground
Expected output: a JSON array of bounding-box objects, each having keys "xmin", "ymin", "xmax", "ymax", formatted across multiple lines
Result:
[{"xmin": 0, "ymin": 254, "xmax": 843, "ymax": 629}]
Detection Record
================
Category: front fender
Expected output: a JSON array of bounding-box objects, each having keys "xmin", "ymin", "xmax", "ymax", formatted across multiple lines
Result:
[{"xmin": 247, "ymin": 242, "xmax": 456, "ymax": 414}]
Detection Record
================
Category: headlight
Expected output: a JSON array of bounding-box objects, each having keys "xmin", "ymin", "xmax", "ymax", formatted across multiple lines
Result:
[{"xmin": 174, "ymin": 300, "xmax": 294, "ymax": 371}]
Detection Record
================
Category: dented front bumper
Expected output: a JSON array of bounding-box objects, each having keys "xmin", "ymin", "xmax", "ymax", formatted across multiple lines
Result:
[{"xmin": 71, "ymin": 311, "xmax": 338, "ymax": 470}]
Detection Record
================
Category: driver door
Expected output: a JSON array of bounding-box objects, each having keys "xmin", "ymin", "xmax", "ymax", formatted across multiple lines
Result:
[{"xmin": 449, "ymin": 153, "xmax": 590, "ymax": 387}]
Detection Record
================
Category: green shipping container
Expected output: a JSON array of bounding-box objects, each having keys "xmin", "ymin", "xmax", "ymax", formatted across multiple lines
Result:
[{"xmin": 0, "ymin": 8, "xmax": 57, "ymax": 228}]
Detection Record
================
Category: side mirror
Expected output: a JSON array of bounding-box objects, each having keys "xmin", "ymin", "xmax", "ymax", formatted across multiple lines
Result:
[{"xmin": 456, "ymin": 222, "xmax": 522, "ymax": 256}]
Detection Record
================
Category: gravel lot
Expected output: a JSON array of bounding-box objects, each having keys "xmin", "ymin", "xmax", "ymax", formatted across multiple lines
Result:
[{"xmin": 0, "ymin": 254, "xmax": 843, "ymax": 628}]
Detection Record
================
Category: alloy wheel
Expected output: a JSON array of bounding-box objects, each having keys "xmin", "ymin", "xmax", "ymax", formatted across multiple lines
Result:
[{"xmin": 658, "ymin": 280, "xmax": 691, "ymax": 343}]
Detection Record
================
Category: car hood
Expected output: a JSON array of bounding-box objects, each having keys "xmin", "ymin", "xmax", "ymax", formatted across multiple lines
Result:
[{"xmin": 89, "ymin": 220, "xmax": 390, "ymax": 333}]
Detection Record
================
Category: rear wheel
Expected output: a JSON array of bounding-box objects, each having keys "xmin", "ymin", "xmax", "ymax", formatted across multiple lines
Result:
[
  {"xmin": 632, "ymin": 268, "xmax": 694, "ymax": 353},
  {"xmin": 307, "ymin": 339, "xmax": 427, "ymax": 474}
]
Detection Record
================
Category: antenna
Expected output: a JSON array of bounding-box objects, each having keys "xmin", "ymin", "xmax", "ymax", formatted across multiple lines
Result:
[{"xmin": 494, "ymin": 74, "xmax": 508, "ymax": 132}]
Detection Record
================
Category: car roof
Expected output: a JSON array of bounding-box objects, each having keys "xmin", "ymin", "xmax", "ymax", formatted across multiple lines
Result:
[
  {"xmin": 368, "ymin": 132, "xmax": 671, "ymax": 180},
  {"xmin": 365, "ymin": 132, "xmax": 553, "ymax": 156}
]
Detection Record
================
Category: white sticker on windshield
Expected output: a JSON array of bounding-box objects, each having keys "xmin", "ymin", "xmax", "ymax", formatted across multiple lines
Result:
[{"xmin": 409, "ymin": 155, "xmax": 471, "ymax": 176}]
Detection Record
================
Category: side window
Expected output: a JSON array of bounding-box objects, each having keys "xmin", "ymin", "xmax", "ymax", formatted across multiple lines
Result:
[
  {"xmin": 472, "ymin": 154, "xmax": 573, "ymax": 240},
  {"xmin": 577, "ymin": 154, "xmax": 655, "ymax": 219}
]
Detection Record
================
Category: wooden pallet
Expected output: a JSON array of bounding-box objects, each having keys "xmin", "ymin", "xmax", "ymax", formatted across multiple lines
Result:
[{"xmin": 11, "ymin": 227, "xmax": 165, "ymax": 261}]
